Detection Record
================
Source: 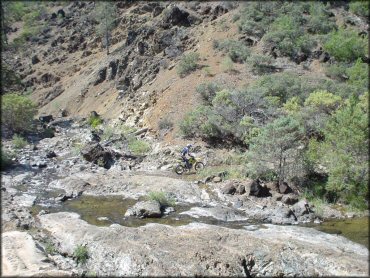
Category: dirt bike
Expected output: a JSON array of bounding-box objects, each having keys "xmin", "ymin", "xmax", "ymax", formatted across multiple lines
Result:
[{"xmin": 175, "ymin": 156, "xmax": 205, "ymax": 175}]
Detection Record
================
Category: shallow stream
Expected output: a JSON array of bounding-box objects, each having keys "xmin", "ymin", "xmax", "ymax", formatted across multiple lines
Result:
[{"xmin": 31, "ymin": 194, "xmax": 369, "ymax": 249}]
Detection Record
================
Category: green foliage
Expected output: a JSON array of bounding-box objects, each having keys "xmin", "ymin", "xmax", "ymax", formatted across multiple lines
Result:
[
  {"xmin": 127, "ymin": 137, "xmax": 150, "ymax": 155},
  {"xmin": 73, "ymin": 245, "xmax": 89, "ymax": 265},
  {"xmin": 283, "ymin": 97, "xmax": 302, "ymax": 115},
  {"xmin": 325, "ymin": 63, "xmax": 349, "ymax": 81},
  {"xmin": 346, "ymin": 58, "xmax": 368, "ymax": 91},
  {"xmin": 179, "ymin": 106, "xmax": 211, "ymax": 138},
  {"xmin": 12, "ymin": 134, "xmax": 28, "ymax": 149},
  {"xmin": 307, "ymin": 2, "xmax": 336, "ymax": 34},
  {"xmin": 202, "ymin": 66, "xmax": 213, "ymax": 77},
  {"xmin": 213, "ymin": 40, "xmax": 250, "ymax": 63},
  {"xmin": 247, "ymin": 54, "xmax": 274, "ymax": 74},
  {"xmin": 1, "ymin": 93, "xmax": 37, "ymax": 133},
  {"xmin": 88, "ymin": 115, "xmax": 103, "ymax": 129},
  {"xmin": 323, "ymin": 27, "xmax": 368, "ymax": 62},
  {"xmin": 247, "ymin": 116, "xmax": 305, "ymax": 183},
  {"xmin": 238, "ymin": 2, "xmax": 283, "ymax": 38},
  {"xmin": 264, "ymin": 15, "xmax": 316, "ymax": 58},
  {"xmin": 177, "ymin": 52, "xmax": 200, "ymax": 77},
  {"xmin": 147, "ymin": 191, "xmax": 175, "ymax": 207},
  {"xmin": 196, "ymin": 82, "xmax": 221, "ymax": 103},
  {"xmin": 349, "ymin": 1, "xmax": 369, "ymax": 17},
  {"xmin": 304, "ymin": 90, "xmax": 342, "ymax": 114},
  {"xmin": 45, "ymin": 241, "xmax": 57, "ymax": 255},
  {"xmin": 1, "ymin": 148, "xmax": 14, "ymax": 170},
  {"xmin": 220, "ymin": 57, "xmax": 234, "ymax": 73},
  {"xmin": 158, "ymin": 118, "xmax": 173, "ymax": 130},
  {"xmin": 318, "ymin": 93, "xmax": 368, "ymax": 206}
]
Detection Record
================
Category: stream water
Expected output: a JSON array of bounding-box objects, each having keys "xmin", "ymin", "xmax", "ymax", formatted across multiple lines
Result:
[{"xmin": 31, "ymin": 194, "xmax": 369, "ymax": 249}]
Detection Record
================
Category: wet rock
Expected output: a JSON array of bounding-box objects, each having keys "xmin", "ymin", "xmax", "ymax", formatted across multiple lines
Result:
[
  {"xmin": 278, "ymin": 182, "xmax": 292, "ymax": 194},
  {"xmin": 13, "ymin": 194, "xmax": 37, "ymax": 207},
  {"xmin": 249, "ymin": 180, "xmax": 271, "ymax": 197},
  {"xmin": 180, "ymin": 206, "xmax": 248, "ymax": 222},
  {"xmin": 124, "ymin": 200, "xmax": 162, "ymax": 218}
]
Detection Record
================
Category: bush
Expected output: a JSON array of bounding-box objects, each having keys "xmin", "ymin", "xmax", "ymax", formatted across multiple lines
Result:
[
  {"xmin": 158, "ymin": 118, "xmax": 173, "ymax": 130},
  {"xmin": 128, "ymin": 137, "xmax": 150, "ymax": 155},
  {"xmin": 264, "ymin": 15, "xmax": 316, "ymax": 58},
  {"xmin": 12, "ymin": 134, "xmax": 28, "ymax": 149},
  {"xmin": 304, "ymin": 90, "xmax": 342, "ymax": 114},
  {"xmin": 196, "ymin": 82, "xmax": 221, "ymax": 103},
  {"xmin": 346, "ymin": 58, "xmax": 368, "ymax": 91},
  {"xmin": 177, "ymin": 52, "xmax": 200, "ymax": 77},
  {"xmin": 220, "ymin": 57, "xmax": 234, "ymax": 72},
  {"xmin": 247, "ymin": 54, "xmax": 274, "ymax": 74},
  {"xmin": 323, "ymin": 27, "xmax": 368, "ymax": 62},
  {"xmin": 325, "ymin": 63, "xmax": 349, "ymax": 81},
  {"xmin": 1, "ymin": 93, "xmax": 37, "ymax": 134},
  {"xmin": 88, "ymin": 115, "xmax": 103, "ymax": 129},
  {"xmin": 306, "ymin": 2, "xmax": 336, "ymax": 34},
  {"xmin": 349, "ymin": 1, "xmax": 369, "ymax": 17},
  {"xmin": 213, "ymin": 39, "xmax": 250, "ymax": 63},
  {"xmin": 147, "ymin": 191, "xmax": 175, "ymax": 207},
  {"xmin": 73, "ymin": 245, "xmax": 89, "ymax": 265}
]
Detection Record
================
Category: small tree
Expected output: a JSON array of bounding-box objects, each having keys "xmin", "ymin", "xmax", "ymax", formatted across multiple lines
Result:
[
  {"xmin": 95, "ymin": 2, "xmax": 116, "ymax": 55},
  {"xmin": 318, "ymin": 93, "xmax": 368, "ymax": 208},
  {"xmin": 248, "ymin": 116, "xmax": 304, "ymax": 183},
  {"xmin": 1, "ymin": 93, "xmax": 37, "ymax": 134}
]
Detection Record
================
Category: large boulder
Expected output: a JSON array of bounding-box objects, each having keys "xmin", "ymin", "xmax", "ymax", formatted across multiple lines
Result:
[
  {"xmin": 163, "ymin": 6, "xmax": 191, "ymax": 27},
  {"xmin": 278, "ymin": 182, "xmax": 293, "ymax": 194},
  {"xmin": 94, "ymin": 67, "xmax": 107, "ymax": 85},
  {"xmin": 249, "ymin": 180, "xmax": 271, "ymax": 197},
  {"xmin": 124, "ymin": 200, "xmax": 162, "ymax": 218},
  {"xmin": 81, "ymin": 143, "xmax": 114, "ymax": 169}
]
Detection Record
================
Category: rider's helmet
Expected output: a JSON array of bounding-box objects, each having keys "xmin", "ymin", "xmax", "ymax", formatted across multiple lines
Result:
[{"xmin": 187, "ymin": 144, "xmax": 192, "ymax": 148}]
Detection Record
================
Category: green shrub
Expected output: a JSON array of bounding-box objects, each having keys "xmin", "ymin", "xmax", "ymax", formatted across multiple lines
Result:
[
  {"xmin": 128, "ymin": 137, "xmax": 150, "ymax": 155},
  {"xmin": 307, "ymin": 2, "xmax": 336, "ymax": 34},
  {"xmin": 158, "ymin": 118, "xmax": 173, "ymax": 131},
  {"xmin": 325, "ymin": 63, "xmax": 349, "ymax": 81},
  {"xmin": 304, "ymin": 90, "xmax": 342, "ymax": 114},
  {"xmin": 346, "ymin": 58, "xmax": 368, "ymax": 90},
  {"xmin": 12, "ymin": 134, "xmax": 28, "ymax": 149},
  {"xmin": 196, "ymin": 82, "xmax": 221, "ymax": 103},
  {"xmin": 73, "ymin": 244, "xmax": 89, "ymax": 265},
  {"xmin": 264, "ymin": 15, "xmax": 316, "ymax": 58},
  {"xmin": 202, "ymin": 66, "xmax": 213, "ymax": 77},
  {"xmin": 221, "ymin": 57, "xmax": 234, "ymax": 72},
  {"xmin": 101, "ymin": 125, "xmax": 115, "ymax": 141},
  {"xmin": 1, "ymin": 93, "xmax": 37, "ymax": 134},
  {"xmin": 147, "ymin": 191, "xmax": 175, "ymax": 207},
  {"xmin": 88, "ymin": 115, "xmax": 103, "ymax": 129},
  {"xmin": 177, "ymin": 52, "xmax": 200, "ymax": 77},
  {"xmin": 247, "ymin": 54, "xmax": 274, "ymax": 74},
  {"xmin": 323, "ymin": 27, "xmax": 368, "ymax": 62},
  {"xmin": 45, "ymin": 241, "xmax": 57, "ymax": 255},
  {"xmin": 213, "ymin": 40, "xmax": 250, "ymax": 63},
  {"xmin": 349, "ymin": 1, "xmax": 369, "ymax": 17}
]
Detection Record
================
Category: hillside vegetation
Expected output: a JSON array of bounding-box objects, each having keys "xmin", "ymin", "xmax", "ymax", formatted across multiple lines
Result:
[{"xmin": 1, "ymin": 0, "xmax": 369, "ymax": 210}]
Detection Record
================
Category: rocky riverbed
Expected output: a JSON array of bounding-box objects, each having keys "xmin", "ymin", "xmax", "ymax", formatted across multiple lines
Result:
[{"xmin": 1, "ymin": 118, "xmax": 369, "ymax": 276}]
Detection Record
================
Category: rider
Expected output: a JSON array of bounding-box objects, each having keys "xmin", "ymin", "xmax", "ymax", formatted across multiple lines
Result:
[{"xmin": 181, "ymin": 144, "xmax": 194, "ymax": 169}]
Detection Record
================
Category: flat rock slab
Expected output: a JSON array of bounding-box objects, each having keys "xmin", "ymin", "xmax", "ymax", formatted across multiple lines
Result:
[
  {"xmin": 1, "ymin": 231, "xmax": 71, "ymax": 276},
  {"xmin": 39, "ymin": 212, "xmax": 369, "ymax": 277}
]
